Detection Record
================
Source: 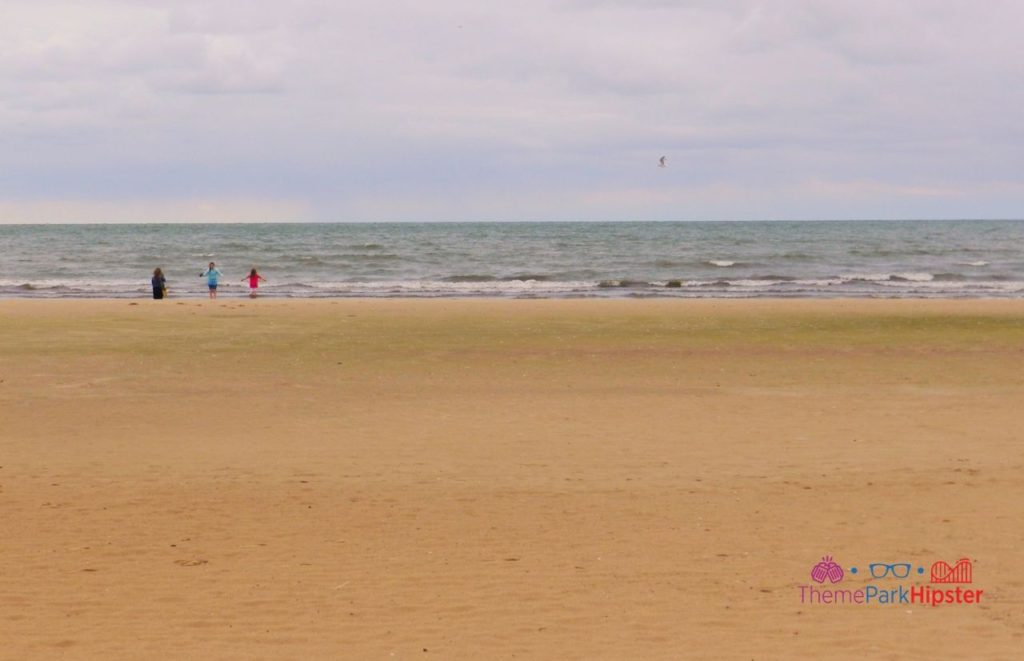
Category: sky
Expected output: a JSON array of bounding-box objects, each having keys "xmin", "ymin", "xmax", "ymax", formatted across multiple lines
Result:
[{"xmin": 1, "ymin": 0, "xmax": 1022, "ymax": 223}]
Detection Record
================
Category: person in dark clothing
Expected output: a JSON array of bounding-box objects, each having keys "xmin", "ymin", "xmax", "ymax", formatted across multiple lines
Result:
[{"xmin": 152, "ymin": 267, "xmax": 167, "ymax": 299}]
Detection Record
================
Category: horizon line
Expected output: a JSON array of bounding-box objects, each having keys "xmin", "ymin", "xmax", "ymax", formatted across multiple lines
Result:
[{"xmin": 3, "ymin": 218, "xmax": 1024, "ymax": 227}]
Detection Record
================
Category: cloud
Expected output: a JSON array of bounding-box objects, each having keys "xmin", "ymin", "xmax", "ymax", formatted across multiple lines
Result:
[
  {"xmin": 1, "ymin": 0, "xmax": 1022, "ymax": 221},
  {"xmin": 0, "ymin": 196, "xmax": 309, "ymax": 224}
]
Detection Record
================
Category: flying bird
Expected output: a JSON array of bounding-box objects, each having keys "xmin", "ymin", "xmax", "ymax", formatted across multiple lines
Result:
[{"xmin": 658, "ymin": 156, "xmax": 667, "ymax": 168}]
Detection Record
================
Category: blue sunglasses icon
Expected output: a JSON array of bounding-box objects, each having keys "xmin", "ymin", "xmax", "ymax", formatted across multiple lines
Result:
[{"xmin": 869, "ymin": 563, "xmax": 911, "ymax": 579}]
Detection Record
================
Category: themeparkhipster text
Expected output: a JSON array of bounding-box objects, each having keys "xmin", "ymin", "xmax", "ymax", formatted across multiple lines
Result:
[{"xmin": 797, "ymin": 556, "xmax": 983, "ymax": 607}]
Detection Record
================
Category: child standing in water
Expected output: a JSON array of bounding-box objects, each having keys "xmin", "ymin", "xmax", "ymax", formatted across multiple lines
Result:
[
  {"xmin": 242, "ymin": 267, "xmax": 267, "ymax": 298},
  {"xmin": 200, "ymin": 262, "xmax": 223, "ymax": 299},
  {"xmin": 151, "ymin": 268, "xmax": 166, "ymax": 299}
]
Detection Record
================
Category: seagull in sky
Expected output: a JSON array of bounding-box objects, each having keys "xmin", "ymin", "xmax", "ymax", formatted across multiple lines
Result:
[{"xmin": 658, "ymin": 156, "xmax": 667, "ymax": 168}]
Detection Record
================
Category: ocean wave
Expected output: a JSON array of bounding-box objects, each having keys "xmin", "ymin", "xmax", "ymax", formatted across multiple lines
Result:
[
  {"xmin": 444, "ymin": 274, "xmax": 497, "ymax": 283},
  {"xmin": 265, "ymin": 282, "xmax": 318, "ymax": 290},
  {"xmin": 300, "ymin": 280, "xmax": 599, "ymax": 295},
  {"xmin": 503, "ymin": 274, "xmax": 554, "ymax": 282},
  {"xmin": 871, "ymin": 279, "xmax": 1024, "ymax": 291},
  {"xmin": 889, "ymin": 273, "xmax": 935, "ymax": 282},
  {"xmin": 749, "ymin": 274, "xmax": 797, "ymax": 281},
  {"xmin": 339, "ymin": 253, "xmax": 402, "ymax": 261},
  {"xmin": 292, "ymin": 253, "xmax": 405, "ymax": 263},
  {"xmin": 840, "ymin": 272, "xmax": 934, "ymax": 283},
  {"xmin": 3, "ymin": 275, "xmax": 1024, "ymax": 298},
  {"xmin": 0, "ymin": 278, "xmax": 146, "ymax": 290},
  {"xmin": 0, "ymin": 277, "xmax": 245, "ymax": 298},
  {"xmin": 707, "ymin": 260, "xmax": 736, "ymax": 267},
  {"xmin": 849, "ymin": 248, "xmax": 941, "ymax": 257},
  {"xmin": 598, "ymin": 279, "xmax": 655, "ymax": 288},
  {"xmin": 430, "ymin": 273, "xmax": 557, "ymax": 283}
]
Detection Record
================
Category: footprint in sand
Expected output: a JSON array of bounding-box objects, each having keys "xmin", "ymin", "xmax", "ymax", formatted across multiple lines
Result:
[{"xmin": 174, "ymin": 559, "xmax": 209, "ymax": 566}]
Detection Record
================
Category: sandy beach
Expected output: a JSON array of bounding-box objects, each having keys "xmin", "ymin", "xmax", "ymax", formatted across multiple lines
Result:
[{"xmin": 1, "ymin": 298, "xmax": 1022, "ymax": 659}]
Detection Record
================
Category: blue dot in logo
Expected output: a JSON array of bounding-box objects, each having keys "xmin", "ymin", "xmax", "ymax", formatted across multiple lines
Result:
[
  {"xmin": 918, "ymin": 566, "xmax": 924, "ymax": 575},
  {"xmin": 850, "ymin": 566, "xmax": 858, "ymax": 574}
]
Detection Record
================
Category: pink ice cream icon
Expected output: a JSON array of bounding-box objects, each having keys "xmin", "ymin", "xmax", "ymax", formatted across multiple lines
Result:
[{"xmin": 811, "ymin": 556, "xmax": 844, "ymax": 584}]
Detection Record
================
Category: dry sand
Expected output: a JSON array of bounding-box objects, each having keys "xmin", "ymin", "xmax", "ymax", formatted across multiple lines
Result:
[{"xmin": 1, "ymin": 299, "xmax": 1023, "ymax": 659}]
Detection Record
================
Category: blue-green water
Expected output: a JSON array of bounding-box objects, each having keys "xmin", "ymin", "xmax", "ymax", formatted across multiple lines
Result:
[{"xmin": 1, "ymin": 221, "xmax": 1023, "ymax": 298}]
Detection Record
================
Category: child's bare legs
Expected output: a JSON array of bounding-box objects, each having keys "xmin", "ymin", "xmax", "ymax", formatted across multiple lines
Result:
[{"xmin": 209, "ymin": 286, "xmax": 217, "ymax": 299}]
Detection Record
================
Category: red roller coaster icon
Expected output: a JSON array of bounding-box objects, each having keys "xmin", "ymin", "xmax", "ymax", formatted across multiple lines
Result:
[{"xmin": 930, "ymin": 558, "xmax": 973, "ymax": 584}]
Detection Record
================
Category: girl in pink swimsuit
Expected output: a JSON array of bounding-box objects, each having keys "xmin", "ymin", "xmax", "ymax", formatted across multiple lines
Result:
[{"xmin": 242, "ymin": 267, "xmax": 267, "ymax": 298}]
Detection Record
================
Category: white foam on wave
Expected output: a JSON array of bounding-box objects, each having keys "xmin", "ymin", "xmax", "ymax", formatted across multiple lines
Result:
[
  {"xmin": 960, "ymin": 261, "xmax": 989, "ymax": 267},
  {"xmin": 841, "ymin": 272, "xmax": 934, "ymax": 282},
  {"xmin": 0, "ymin": 277, "xmax": 248, "ymax": 297},
  {"xmin": 841, "ymin": 273, "xmax": 888, "ymax": 282},
  {"xmin": 873, "ymin": 279, "xmax": 1024, "ymax": 291},
  {"xmin": 302, "ymin": 279, "xmax": 598, "ymax": 295},
  {"xmin": 718, "ymin": 279, "xmax": 774, "ymax": 287},
  {"xmin": 794, "ymin": 279, "xmax": 843, "ymax": 287},
  {"xmin": 3, "ymin": 275, "xmax": 1024, "ymax": 298},
  {"xmin": 707, "ymin": 260, "xmax": 736, "ymax": 267},
  {"xmin": 672, "ymin": 277, "xmax": 1024, "ymax": 293},
  {"xmin": 0, "ymin": 278, "xmax": 145, "ymax": 289}
]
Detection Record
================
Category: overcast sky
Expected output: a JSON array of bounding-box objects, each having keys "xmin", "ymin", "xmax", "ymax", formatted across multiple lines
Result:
[{"xmin": 1, "ymin": 0, "xmax": 1022, "ymax": 222}]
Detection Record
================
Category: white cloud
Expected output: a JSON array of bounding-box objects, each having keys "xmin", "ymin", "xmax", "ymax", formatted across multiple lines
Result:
[{"xmin": 1, "ymin": 0, "xmax": 1022, "ymax": 221}]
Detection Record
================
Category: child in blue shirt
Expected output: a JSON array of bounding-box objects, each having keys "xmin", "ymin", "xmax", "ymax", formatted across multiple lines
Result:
[{"xmin": 200, "ymin": 262, "xmax": 223, "ymax": 299}]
